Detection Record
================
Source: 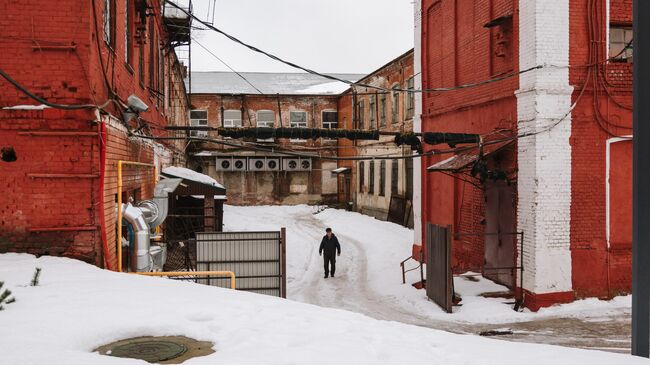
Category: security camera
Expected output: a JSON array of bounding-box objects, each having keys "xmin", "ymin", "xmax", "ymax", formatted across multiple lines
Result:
[{"xmin": 127, "ymin": 94, "xmax": 149, "ymax": 113}]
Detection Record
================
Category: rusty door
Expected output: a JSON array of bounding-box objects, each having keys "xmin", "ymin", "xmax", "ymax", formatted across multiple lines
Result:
[
  {"xmin": 484, "ymin": 180, "xmax": 516, "ymax": 288},
  {"xmin": 426, "ymin": 223, "xmax": 453, "ymax": 313}
]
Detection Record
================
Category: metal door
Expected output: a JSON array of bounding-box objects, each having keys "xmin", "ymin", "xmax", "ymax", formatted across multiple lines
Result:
[
  {"xmin": 426, "ymin": 223, "xmax": 453, "ymax": 313},
  {"xmin": 484, "ymin": 181, "xmax": 516, "ymax": 287}
]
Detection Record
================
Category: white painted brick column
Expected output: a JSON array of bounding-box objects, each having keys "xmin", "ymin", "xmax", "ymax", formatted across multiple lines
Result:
[
  {"xmin": 516, "ymin": 0, "xmax": 574, "ymax": 294},
  {"xmin": 413, "ymin": 0, "xmax": 423, "ymax": 245}
]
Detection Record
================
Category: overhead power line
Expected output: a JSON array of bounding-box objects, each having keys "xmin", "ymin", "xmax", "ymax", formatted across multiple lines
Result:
[
  {"xmin": 163, "ymin": 0, "xmax": 561, "ymax": 94},
  {"xmin": 192, "ymin": 37, "xmax": 264, "ymax": 94}
]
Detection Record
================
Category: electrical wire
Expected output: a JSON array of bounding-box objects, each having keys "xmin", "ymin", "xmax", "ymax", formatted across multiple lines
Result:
[
  {"xmin": 163, "ymin": 0, "xmax": 560, "ymax": 95},
  {"xmin": 192, "ymin": 36, "xmax": 264, "ymax": 94},
  {"xmin": 0, "ymin": 67, "xmax": 111, "ymax": 110}
]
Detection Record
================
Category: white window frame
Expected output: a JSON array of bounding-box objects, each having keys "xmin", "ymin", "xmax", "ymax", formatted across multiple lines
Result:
[
  {"xmin": 189, "ymin": 109, "xmax": 208, "ymax": 137},
  {"xmin": 257, "ymin": 110, "xmax": 275, "ymax": 142},
  {"xmin": 609, "ymin": 26, "xmax": 633, "ymax": 62},
  {"xmin": 289, "ymin": 110, "xmax": 308, "ymax": 142},
  {"xmin": 322, "ymin": 110, "xmax": 338, "ymax": 129},
  {"xmin": 223, "ymin": 109, "xmax": 242, "ymax": 128}
]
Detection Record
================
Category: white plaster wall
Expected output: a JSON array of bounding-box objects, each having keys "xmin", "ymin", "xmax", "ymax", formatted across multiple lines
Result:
[
  {"xmin": 413, "ymin": 0, "xmax": 423, "ymax": 244},
  {"xmin": 516, "ymin": 0, "xmax": 574, "ymax": 294}
]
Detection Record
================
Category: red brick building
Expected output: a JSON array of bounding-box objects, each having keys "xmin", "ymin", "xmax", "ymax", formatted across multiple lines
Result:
[
  {"xmin": 0, "ymin": 0, "xmax": 191, "ymax": 269},
  {"xmin": 414, "ymin": 0, "xmax": 632, "ymax": 310},
  {"xmin": 188, "ymin": 72, "xmax": 362, "ymax": 205},
  {"xmin": 337, "ymin": 49, "xmax": 415, "ymax": 224}
]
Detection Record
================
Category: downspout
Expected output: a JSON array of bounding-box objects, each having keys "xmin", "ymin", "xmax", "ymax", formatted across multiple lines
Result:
[{"xmin": 98, "ymin": 119, "xmax": 111, "ymax": 270}]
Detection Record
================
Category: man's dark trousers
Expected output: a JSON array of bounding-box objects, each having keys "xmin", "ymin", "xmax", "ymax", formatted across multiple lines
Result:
[{"xmin": 324, "ymin": 252, "xmax": 336, "ymax": 277}]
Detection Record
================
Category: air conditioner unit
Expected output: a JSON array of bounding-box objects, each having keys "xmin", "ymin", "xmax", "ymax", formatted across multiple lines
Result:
[
  {"xmin": 248, "ymin": 158, "xmax": 267, "ymax": 171},
  {"xmin": 283, "ymin": 158, "xmax": 312, "ymax": 171},
  {"xmin": 232, "ymin": 157, "xmax": 247, "ymax": 171},
  {"xmin": 216, "ymin": 157, "xmax": 233, "ymax": 171},
  {"xmin": 266, "ymin": 158, "xmax": 281, "ymax": 171}
]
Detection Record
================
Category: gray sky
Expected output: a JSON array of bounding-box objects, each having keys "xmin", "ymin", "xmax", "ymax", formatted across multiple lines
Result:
[{"xmin": 190, "ymin": 0, "xmax": 414, "ymax": 74}]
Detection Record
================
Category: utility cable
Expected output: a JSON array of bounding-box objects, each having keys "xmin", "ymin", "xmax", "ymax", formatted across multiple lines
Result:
[{"xmin": 192, "ymin": 36, "xmax": 264, "ymax": 94}]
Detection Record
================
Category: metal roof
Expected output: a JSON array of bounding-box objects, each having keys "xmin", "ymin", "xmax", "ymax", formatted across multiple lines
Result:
[
  {"xmin": 187, "ymin": 72, "xmax": 365, "ymax": 95},
  {"xmin": 427, "ymin": 140, "xmax": 514, "ymax": 173}
]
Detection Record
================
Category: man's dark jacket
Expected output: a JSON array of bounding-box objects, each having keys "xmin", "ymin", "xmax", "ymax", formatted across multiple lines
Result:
[{"xmin": 319, "ymin": 234, "xmax": 341, "ymax": 256}]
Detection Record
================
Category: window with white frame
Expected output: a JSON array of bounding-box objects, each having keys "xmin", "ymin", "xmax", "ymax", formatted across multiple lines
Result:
[
  {"xmin": 610, "ymin": 26, "xmax": 633, "ymax": 62},
  {"xmin": 322, "ymin": 111, "xmax": 338, "ymax": 129},
  {"xmin": 189, "ymin": 110, "xmax": 208, "ymax": 137},
  {"xmin": 257, "ymin": 110, "xmax": 275, "ymax": 141},
  {"xmin": 290, "ymin": 111, "xmax": 307, "ymax": 142},
  {"xmin": 223, "ymin": 109, "xmax": 242, "ymax": 128},
  {"xmin": 290, "ymin": 111, "xmax": 308, "ymax": 128},
  {"xmin": 103, "ymin": 0, "xmax": 116, "ymax": 49},
  {"xmin": 257, "ymin": 110, "xmax": 275, "ymax": 127}
]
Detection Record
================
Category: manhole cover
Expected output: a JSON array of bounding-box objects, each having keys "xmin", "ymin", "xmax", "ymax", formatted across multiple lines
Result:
[
  {"xmin": 96, "ymin": 336, "xmax": 215, "ymax": 364},
  {"xmin": 109, "ymin": 340, "xmax": 187, "ymax": 362}
]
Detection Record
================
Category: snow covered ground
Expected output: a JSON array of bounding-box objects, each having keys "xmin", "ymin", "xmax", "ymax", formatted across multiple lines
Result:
[
  {"xmin": 1, "ymin": 253, "xmax": 646, "ymax": 365},
  {"xmin": 223, "ymin": 205, "xmax": 631, "ymax": 325}
]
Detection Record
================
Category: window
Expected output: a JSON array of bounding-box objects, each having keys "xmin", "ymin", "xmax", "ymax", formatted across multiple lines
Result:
[
  {"xmin": 380, "ymin": 94, "xmax": 387, "ymax": 127},
  {"xmin": 290, "ymin": 111, "xmax": 308, "ymax": 128},
  {"xmin": 290, "ymin": 111, "xmax": 308, "ymax": 141},
  {"xmin": 369, "ymin": 95, "xmax": 376, "ymax": 127},
  {"xmin": 138, "ymin": 41, "xmax": 144, "ymax": 86},
  {"xmin": 359, "ymin": 161, "xmax": 365, "ymax": 193},
  {"xmin": 406, "ymin": 77, "xmax": 415, "ymax": 119},
  {"xmin": 379, "ymin": 160, "xmax": 386, "ymax": 196},
  {"xmin": 148, "ymin": 18, "xmax": 155, "ymax": 89},
  {"xmin": 257, "ymin": 110, "xmax": 275, "ymax": 127},
  {"xmin": 358, "ymin": 100, "xmax": 365, "ymax": 129},
  {"xmin": 125, "ymin": 0, "xmax": 133, "ymax": 66},
  {"xmin": 610, "ymin": 26, "xmax": 633, "ymax": 62},
  {"xmin": 223, "ymin": 110, "xmax": 242, "ymax": 128},
  {"xmin": 391, "ymin": 160, "xmax": 399, "ymax": 196},
  {"xmin": 189, "ymin": 110, "xmax": 208, "ymax": 137},
  {"xmin": 103, "ymin": 0, "xmax": 116, "ymax": 49},
  {"xmin": 391, "ymin": 85, "xmax": 399, "ymax": 125},
  {"xmin": 369, "ymin": 161, "xmax": 375, "ymax": 194},
  {"xmin": 322, "ymin": 111, "xmax": 338, "ymax": 129}
]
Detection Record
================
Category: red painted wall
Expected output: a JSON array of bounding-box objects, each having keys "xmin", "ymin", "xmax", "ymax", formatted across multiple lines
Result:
[
  {"xmin": 0, "ymin": 0, "xmax": 187, "ymax": 267},
  {"xmin": 420, "ymin": 0, "xmax": 519, "ymax": 272}
]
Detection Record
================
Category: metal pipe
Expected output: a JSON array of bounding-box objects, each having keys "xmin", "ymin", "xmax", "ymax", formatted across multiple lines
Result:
[
  {"xmin": 122, "ymin": 203, "xmax": 152, "ymax": 272},
  {"xmin": 117, "ymin": 160, "xmax": 156, "ymax": 272},
  {"xmin": 133, "ymin": 270, "xmax": 236, "ymax": 289}
]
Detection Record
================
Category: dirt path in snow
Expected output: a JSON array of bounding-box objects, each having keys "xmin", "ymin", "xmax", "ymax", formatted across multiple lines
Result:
[{"xmin": 286, "ymin": 211, "xmax": 632, "ymax": 354}]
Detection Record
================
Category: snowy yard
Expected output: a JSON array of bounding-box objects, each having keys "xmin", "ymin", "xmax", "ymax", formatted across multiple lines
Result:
[
  {"xmin": 224, "ymin": 205, "xmax": 633, "ymax": 351},
  {"xmin": 0, "ymin": 253, "xmax": 646, "ymax": 365}
]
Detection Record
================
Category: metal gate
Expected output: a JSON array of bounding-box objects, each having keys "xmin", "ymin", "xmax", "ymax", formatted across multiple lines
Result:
[
  {"xmin": 425, "ymin": 223, "xmax": 453, "ymax": 313},
  {"xmin": 194, "ymin": 229, "xmax": 287, "ymax": 298}
]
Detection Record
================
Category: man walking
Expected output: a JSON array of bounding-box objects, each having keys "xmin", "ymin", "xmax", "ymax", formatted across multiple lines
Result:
[{"xmin": 319, "ymin": 228, "xmax": 341, "ymax": 278}]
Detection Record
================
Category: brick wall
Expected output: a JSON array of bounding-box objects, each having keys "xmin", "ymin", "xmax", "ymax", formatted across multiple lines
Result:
[{"xmin": 0, "ymin": 0, "xmax": 188, "ymax": 268}]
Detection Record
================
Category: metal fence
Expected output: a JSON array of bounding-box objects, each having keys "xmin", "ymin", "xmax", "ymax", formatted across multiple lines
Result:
[{"xmin": 194, "ymin": 230, "xmax": 287, "ymax": 298}]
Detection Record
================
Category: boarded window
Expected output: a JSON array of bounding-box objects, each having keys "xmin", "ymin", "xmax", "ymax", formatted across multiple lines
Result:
[
  {"xmin": 391, "ymin": 159, "xmax": 399, "ymax": 196},
  {"xmin": 125, "ymin": 0, "xmax": 133, "ymax": 66},
  {"xmin": 380, "ymin": 94, "xmax": 387, "ymax": 127},
  {"xmin": 359, "ymin": 161, "xmax": 365, "ymax": 193},
  {"xmin": 190, "ymin": 110, "xmax": 208, "ymax": 137},
  {"xmin": 224, "ymin": 110, "xmax": 242, "ymax": 128},
  {"xmin": 369, "ymin": 161, "xmax": 375, "ymax": 194},
  {"xmin": 391, "ymin": 85, "xmax": 399, "ymax": 125},
  {"xmin": 148, "ymin": 18, "xmax": 155, "ymax": 89},
  {"xmin": 406, "ymin": 78, "xmax": 414, "ymax": 119},
  {"xmin": 610, "ymin": 26, "xmax": 633, "ymax": 61},
  {"xmin": 369, "ymin": 95, "xmax": 376, "ymax": 126},
  {"xmin": 358, "ymin": 100, "xmax": 365, "ymax": 129},
  {"xmin": 379, "ymin": 160, "xmax": 386, "ymax": 196},
  {"xmin": 322, "ymin": 111, "xmax": 338, "ymax": 129}
]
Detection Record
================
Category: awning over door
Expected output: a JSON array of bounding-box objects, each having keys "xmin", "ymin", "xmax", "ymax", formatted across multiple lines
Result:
[{"xmin": 427, "ymin": 139, "xmax": 514, "ymax": 173}]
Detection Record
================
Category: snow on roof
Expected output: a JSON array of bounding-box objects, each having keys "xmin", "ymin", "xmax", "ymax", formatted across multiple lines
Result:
[
  {"xmin": 162, "ymin": 166, "xmax": 225, "ymax": 189},
  {"xmin": 188, "ymin": 72, "xmax": 364, "ymax": 95},
  {"xmin": 2, "ymin": 104, "xmax": 50, "ymax": 110},
  {"xmin": 331, "ymin": 167, "xmax": 350, "ymax": 174}
]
